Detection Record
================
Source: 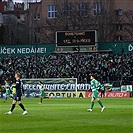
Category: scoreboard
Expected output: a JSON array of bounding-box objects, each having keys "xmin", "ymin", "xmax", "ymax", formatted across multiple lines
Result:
[{"xmin": 56, "ymin": 30, "xmax": 97, "ymax": 47}]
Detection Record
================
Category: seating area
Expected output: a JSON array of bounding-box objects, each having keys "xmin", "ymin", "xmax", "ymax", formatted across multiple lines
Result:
[{"xmin": 0, "ymin": 53, "xmax": 133, "ymax": 85}]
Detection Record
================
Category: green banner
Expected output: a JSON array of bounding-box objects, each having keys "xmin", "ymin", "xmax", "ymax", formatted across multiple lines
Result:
[
  {"xmin": 0, "ymin": 44, "xmax": 56, "ymax": 57},
  {"xmin": 99, "ymin": 42, "xmax": 133, "ymax": 54}
]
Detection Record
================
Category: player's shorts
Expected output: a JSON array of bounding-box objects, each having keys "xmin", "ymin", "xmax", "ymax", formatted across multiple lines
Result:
[
  {"xmin": 92, "ymin": 91, "xmax": 98, "ymax": 99},
  {"xmin": 40, "ymin": 91, "xmax": 45, "ymax": 97},
  {"xmin": 13, "ymin": 94, "xmax": 21, "ymax": 101}
]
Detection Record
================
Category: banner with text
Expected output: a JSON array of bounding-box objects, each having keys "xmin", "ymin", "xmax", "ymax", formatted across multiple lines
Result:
[
  {"xmin": 22, "ymin": 78, "xmax": 91, "ymax": 91},
  {"xmin": 99, "ymin": 42, "xmax": 133, "ymax": 54},
  {"xmin": 45, "ymin": 91, "xmax": 85, "ymax": 98},
  {"xmin": 24, "ymin": 91, "xmax": 85, "ymax": 98},
  {"xmin": 23, "ymin": 83, "xmax": 91, "ymax": 91},
  {"xmin": 0, "ymin": 44, "xmax": 56, "ymax": 57},
  {"xmin": 85, "ymin": 92, "xmax": 130, "ymax": 98}
]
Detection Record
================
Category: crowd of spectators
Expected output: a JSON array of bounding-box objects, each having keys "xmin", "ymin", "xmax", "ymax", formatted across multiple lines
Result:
[{"xmin": 0, "ymin": 53, "xmax": 133, "ymax": 85}]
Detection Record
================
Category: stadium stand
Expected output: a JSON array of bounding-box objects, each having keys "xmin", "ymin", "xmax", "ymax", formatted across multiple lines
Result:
[{"xmin": 0, "ymin": 53, "xmax": 133, "ymax": 85}]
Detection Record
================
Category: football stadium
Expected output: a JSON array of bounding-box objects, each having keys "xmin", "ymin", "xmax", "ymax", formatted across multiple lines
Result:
[{"xmin": 0, "ymin": 0, "xmax": 133, "ymax": 133}]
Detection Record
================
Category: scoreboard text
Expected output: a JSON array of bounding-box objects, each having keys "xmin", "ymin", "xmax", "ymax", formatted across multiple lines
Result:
[{"xmin": 56, "ymin": 30, "xmax": 97, "ymax": 47}]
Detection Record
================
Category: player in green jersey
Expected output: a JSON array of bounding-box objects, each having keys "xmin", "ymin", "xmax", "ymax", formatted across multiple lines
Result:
[
  {"xmin": 87, "ymin": 75, "xmax": 105, "ymax": 112},
  {"xmin": 10, "ymin": 83, "xmax": 16, "ymax": 98},
  {"xmin": 38, "ymin": 81, "xmax": 45, "ymax": 104},
  {"xmin": 3, "ymin": 80, "xmax": 10, "ymax": 102}
]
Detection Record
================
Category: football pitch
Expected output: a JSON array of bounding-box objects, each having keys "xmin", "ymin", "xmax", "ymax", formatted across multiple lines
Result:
[{"xmin": 0, "ymin": 98, "xmax": 132, "ymax": 133}]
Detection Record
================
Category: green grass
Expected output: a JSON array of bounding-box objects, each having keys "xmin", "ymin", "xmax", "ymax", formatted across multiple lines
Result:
[{"xmin": 0, "ymin": 98, "xmax": 133, "ymax": 133}]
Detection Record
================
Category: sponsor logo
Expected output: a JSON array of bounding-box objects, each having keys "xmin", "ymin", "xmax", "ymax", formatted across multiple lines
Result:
[
  {"xmin": 85, "ymin": 92, "xmax": 130, "ymax": 98},
  {"xmin": 45, "ymin": 92, "xmax": 85, "ymax": 98},
  {"xmin": 27, "ymin": 91, "xmax": 85, "ymax": 98}
]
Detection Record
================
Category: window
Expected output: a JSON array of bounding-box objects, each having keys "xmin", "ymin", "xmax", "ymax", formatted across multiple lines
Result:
[
  {"xmin": 63, "ymin": 3, "xmax": 73, "ymax": 18},
  {"xmin": 78, "ymin": 3, "xmax": 89, "ymax": 17},
  {"xmin": 34, "ymin": 34, "xmax": 40, "ymax": 44},
  {"xmin": 34, "ymin": 14, "xmax": 36, "ymax": 20},
  {"xmin": 34, "ymin": 14, "xmax": 40, "ymax": 20},
  {"xmin": 116, "ymin": 9, "xmax": 123, "ymax": 16},
  {"xmin": 116, "ymin": 24, "xmax": 122, "ymax": 30},
  {"xmin": 93, "ymin": 2, "xmax": 102, "ymax": 15},
  {"xmin": 48, "ymin": 5, "xmax": 57, "ymax": 18},
  {"xmin": 37, "ymin": 14, "xmax": 40, "ymax": 19},
  {"xmin": 35, "ymin": 28, "xmax": 40, "ymax": 33},
  {"xmin": 115, "ymin": 35, "xmax": 123, "ymax": 41}
]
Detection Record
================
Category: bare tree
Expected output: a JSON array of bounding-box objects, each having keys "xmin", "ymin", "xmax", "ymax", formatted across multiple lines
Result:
[
  {"xmin": 28, "ymin": 0, "xmax": 133, "ymax": 44},
  {"xmin": 41, "ymin": 0, "xmax": 94, "ymax": 43},
  {"xmin": 2, "ymin": 14, "xmax": 29, "ymax": 45},
  {"xmin": 0, "ymin": 25, "xmax": 5, "ymax": 44},
  {"xmin": 119, "ymin": 10, "xmax": 133, "ymax": 41},
  {"xmin": 40, "ymin": 0, "xmax": 116, "ymax": 43}
]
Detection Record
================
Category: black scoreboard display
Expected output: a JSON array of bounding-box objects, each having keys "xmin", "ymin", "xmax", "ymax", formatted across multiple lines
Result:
[{"xmin": 56, "ymin": 30, "xmax": 97, "ymax": 47}]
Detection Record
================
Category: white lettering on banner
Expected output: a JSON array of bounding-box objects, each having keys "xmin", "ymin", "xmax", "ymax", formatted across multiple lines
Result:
[
  {"xmin": 31, "ymin": 47, "xmax": 35, "ymax": 53},
  {"xmin": 60, "ymin": 84, "xmax": 64, "ymax": 90},
  {"xmin": 36, "ymin": 48, "xmax": 39, "ymax": 53},
  {"xmin": 128, "ymin": 44, "xmax": 133, "ymax": 52},
  {"xmin": 7, "ymin": 48, "xmax": 11, "ymax": 54},
  {"xmin": 40, "ymin": 48, "xmax": 46, "ymax": 53},
  {"xmin": 70, "ymin": 84, "xmax": 75, "ymax": 90},
  {"xmin": 11, "ymin": 48, "xmax": 15, "ymax": 54},
  {"xmin": 0, "ymin": 47, "xmax": 16, "ymax": 55},
  {"xmin": 26, "ymin": 48, "xmax": 30, "ymax": 53},
  {"xmin": 22, "ymin": 48, "xmax": 25, "ymax": 53},
  {"xmin": 24, "ymin": 84, "xmax": 38, "ymax": 91},
  {"xmin": 17, "ymin": 47, "xmax": 47, "ymax": 54},
  {"xmin": 23, "ymin": 84, "xmax": 91, "ymax": 91},
  {"xmin": 0, "ymin": 45, "xmax": 52, "ymax": 56},
  {"xmin": 44, "ymin": 48, "xmax": 47, "ymax": 53},
  {"xmin": 86, "ymin": 92, "xmax": 130, "ymax": 98},
  {"xmin": 106, "ymin": 93, "xmax": 124, "ymax": 97},
  {"xmin": 77, "ymin": 84, "xmax": 90, "ymax": 90},
  {"xmin": 1, "ymin": 47, "xmax": 6, "ymax": 54},
  {"xmin": 17, "ymin": 48, "xmax": 21, "ymax": 53}
]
